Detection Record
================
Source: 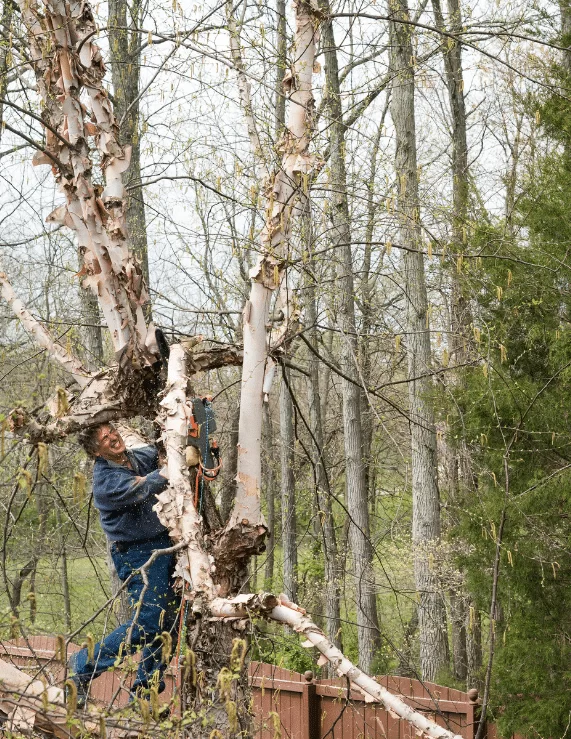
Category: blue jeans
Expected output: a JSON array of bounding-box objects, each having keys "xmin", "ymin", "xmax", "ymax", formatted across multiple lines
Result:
[{"xmin": 70, "ymin": 532, "xmax": 179, "ymax": 694}]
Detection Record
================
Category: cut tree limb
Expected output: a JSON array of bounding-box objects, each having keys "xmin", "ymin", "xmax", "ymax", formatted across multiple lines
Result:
[{"xmin": 209, "ymin": 594, "xmax": 464, "ymax": 739}]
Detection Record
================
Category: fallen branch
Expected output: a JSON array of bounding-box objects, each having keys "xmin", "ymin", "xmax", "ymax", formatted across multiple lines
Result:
[{"xmin": 210, "ymin": 594, "xmax": 464, "ymax": 739}]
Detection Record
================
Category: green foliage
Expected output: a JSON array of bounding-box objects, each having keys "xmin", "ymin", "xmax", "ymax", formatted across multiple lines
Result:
[{"xmin": 446, "ymin": 59, "xmax": 571, "ymax": 734}]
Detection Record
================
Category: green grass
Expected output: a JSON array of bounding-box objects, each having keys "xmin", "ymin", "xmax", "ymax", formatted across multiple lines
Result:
[{"xmin": 1, "ymin": 556, "xmax": 116, "ymax": 642}]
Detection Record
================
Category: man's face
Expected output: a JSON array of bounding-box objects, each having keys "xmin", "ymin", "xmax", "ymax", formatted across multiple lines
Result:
[{"xmin": 95, "ymin": 425, "xmax": 126, "ymax": 461}]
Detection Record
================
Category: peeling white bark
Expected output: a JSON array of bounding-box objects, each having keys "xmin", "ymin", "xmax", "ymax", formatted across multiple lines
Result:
[
  {"xmin": 154, "ymin": 344, "xmax": 216, "ymax": 596},
  {"xmin": 0, "ymin": 657, "xmax": 65, "ymax": 737},
  {"xmin": 230, "ymin": 0, "xmax": 321, "ymax": 529},
  {"xmin": 16, "ymin": 0, "xmax": 157, "ymax": 365},
  {"xmin": 209, "ymin": 595, "xmax": 463, "ymax": 739}
]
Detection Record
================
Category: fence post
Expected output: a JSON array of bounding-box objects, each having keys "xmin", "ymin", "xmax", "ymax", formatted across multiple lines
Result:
[
  {"xmin": 466, "ymin": 688, "xmax": 480, "ymax": 739},
  {"xmin": 302, "ymin": 670, "xmax": 319, "ymax": 739}
]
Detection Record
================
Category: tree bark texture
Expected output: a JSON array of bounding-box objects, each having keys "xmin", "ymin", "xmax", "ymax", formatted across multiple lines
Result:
[
  {"xmin": 108, "ymin": 0, "xmax": 150, "ymax": 285},
  {"xmin": 433, "ymin": 0, "xmax": 482, "ymax": 684},
  {"xmin": 360, "ymin": 102, "xmax": 390, "ymax": 501},
  {"xmin": 220, "ymin": 400, "xmax": 240, "ymax": 524},
  {"xmin": 280, "ymin": 368, "xmax": 297, "ymax": 601},
  {"xmin": 262, "ymin": 402, "xmax": 276, "ymax": 585},
  {"xmin": 78, "ymin": 251, "xmax": 104, "ymax": 368},
  {"xmin": 229, "ymin": 0, "xmax": 320, "ymax": 534},
  {"xmin": 305, "ymin": 203, "xmax": 342, "ymax": 652},
  {"xmin": 16, "ymin": 0, "xmax": 157, "ymax": 368},
  {"xmin": 274, "ymin": 0, "xmax": 287, "ymax": 137},
  {"xmin": 321, "ymin": 6, "xmax": 381, "ymax": 674},
  {"xmin": 0, "ymin": 0, "xmax": 13, "ymax": 136},
  {"xmin": 389, "ymin": 0, "xmax": 449, "ymax": 681}
]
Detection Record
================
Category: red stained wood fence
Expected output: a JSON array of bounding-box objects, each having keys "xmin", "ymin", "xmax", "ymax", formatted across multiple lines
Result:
[{"xmin": 1, "ymin": 637, "xmax": 503, "ymax": 739}]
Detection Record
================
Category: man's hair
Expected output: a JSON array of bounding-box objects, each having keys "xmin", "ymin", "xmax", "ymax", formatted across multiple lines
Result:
[{"xmin": 78, "ymin": 423, "xmax": 112, "ymax": 458}]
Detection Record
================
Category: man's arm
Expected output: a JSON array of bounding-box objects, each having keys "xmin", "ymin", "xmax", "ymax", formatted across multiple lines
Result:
[{"xmin": 93, "ymin": 464, "xmax": 168, "ymax": 510}]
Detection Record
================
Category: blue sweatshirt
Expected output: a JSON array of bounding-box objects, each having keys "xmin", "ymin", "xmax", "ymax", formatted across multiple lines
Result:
[{"xmin": 92, "ymin": 445, "xmax": 169, "ymax": 543}]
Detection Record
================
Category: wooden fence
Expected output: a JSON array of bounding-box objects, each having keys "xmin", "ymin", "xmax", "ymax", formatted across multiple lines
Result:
[{"xmin": 1, "ymin": 636, "xmax": 498, "ymax": 738}]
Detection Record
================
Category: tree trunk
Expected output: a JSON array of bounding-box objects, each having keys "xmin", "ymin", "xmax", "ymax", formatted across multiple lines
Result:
[
  {"xmin": 263, "ymin": 403, "xmax": 276, "ymax": 585},
  {"xmin": 305, "ymin": 200, "xmax": 342, "ymax": 653},
  {"xmin": 321, "ymin": 6, "xmax": 381, "ymax": 674},
  {"xmin": 466, "ymin": 598, "xmax": 483, "ymax": 692},
  {"xmin": 274, "ymin": 0, "xmax": 287, "ymax": 137},
  {"xmin": 54, "ymin": 503, "xmax": 72, "ymax": 633},
  {"xmin": 433, "ymin": 0, "xmax": 483, "ymax": 685},
  {"xmin": 360, "ymin": 102, "xmax": 390, "ymax": 501},
  {"xmin": 389, "ymin": 0, "xmax": 449, "ymax": 681},
  {"xmin": 229, "ymin": 0, "xmax": 320, "ymax": 535},
  {"xmin": 220, "ymin": 401, "xmax": 240, "ymax": 523},
  {"xmin": 449, "ymin": 590, "xmax": 467, "ymax": 682},
  {"xmin": 0, "ymin": 0, "xmax": 14, "ymax": 136},
  {"xmin": 280, "ymin": 368, "xmax": 297, "ymax": 601},
  {"xmin": 108, "ymin": 0, "xmax": 150, "ymax": 285}
]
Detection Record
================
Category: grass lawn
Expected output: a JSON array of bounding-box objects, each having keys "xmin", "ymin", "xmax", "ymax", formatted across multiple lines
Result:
[{"xmin": 1, "ymin": 556, "xmax": 117, "ymax": 642}]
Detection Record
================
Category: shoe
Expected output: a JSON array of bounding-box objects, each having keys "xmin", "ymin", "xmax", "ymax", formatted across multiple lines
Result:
[{"xmin": 65, "ymin": 676, "xmax": 88, "ymax": 709}]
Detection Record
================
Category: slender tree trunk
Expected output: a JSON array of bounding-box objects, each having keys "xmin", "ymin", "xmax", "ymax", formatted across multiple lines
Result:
[
  {"xmin": 389, "ymin": 0, "xmax": 449, "ymax": 681},
  {"xmin": 449, "ymin": 591, "xmax": 467, "ymax": 681},
  {"xmin": 321, "ymin": 7, "xmax": 381, "ymax": 673},
  {"xmin": 108, "ymin": 0, "xmax": 150, "ymax": 285},
  {"xmin": 433, "ymin": 0, "xmax": 483, "ymax": 684},
  {"xmin": 263, "ymin": 403, "xmax": 276, "ymax": 585},
  {"xmin": 9, "ymin": 559, "xmax": 36, "ymax": 637},
  {"xmin": 305, "ymin": 200, "xmax": 342, "ymax": 652},
  {"xmin": 360, "ymin": 103, "xmax": 390, "ymax": 500},
  {"xmin": 0, "ymin": 0, "xmax": 13, "ymax": 136},
  {"xmin": 220, "ymin": 401, "xmax": 240, "ymax": 523},
  {"xmin": 54, "ymin": 503, "xmax": 72, "ymax": 633},
  {"xmin": 274, "ymin": 0, "xmax": 287, "ymax": 136},
  {"xmin": 280, "ymin": 368, "xmax": 297, "ymax": 601},
  {"xmin": 466, "ymin": 599, "xmax": 483, "ymax": 692},
  {"xmin": 28, "ymin": 566, "xmax": 37, "ymax": 624},
  {"xmin": 79, "ymin": 265, "xmax": 104, "ymax": 368}
]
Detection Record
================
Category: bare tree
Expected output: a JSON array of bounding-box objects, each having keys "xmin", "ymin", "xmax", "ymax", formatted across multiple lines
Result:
[
  {"xmin": 280, "ymin": 367, "xmax": 298, "ymax": 601},
  {"xmin": 389, "ymin": 0, "xmax": 449, "ymax": 681},
  {"xmin": 320, "ymin": 3, "xmax": 382, "ymax": 674}
]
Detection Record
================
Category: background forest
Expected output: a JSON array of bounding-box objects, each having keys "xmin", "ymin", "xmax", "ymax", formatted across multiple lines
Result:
[{"xmin": 1, "ymin": 0, "xmax": 571, "ymax": 735}]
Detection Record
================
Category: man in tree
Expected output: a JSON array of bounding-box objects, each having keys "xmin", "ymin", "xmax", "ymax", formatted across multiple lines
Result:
[{"xmin": 68, "ymin": 423, "xmax": 179, "ymax": 705}]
